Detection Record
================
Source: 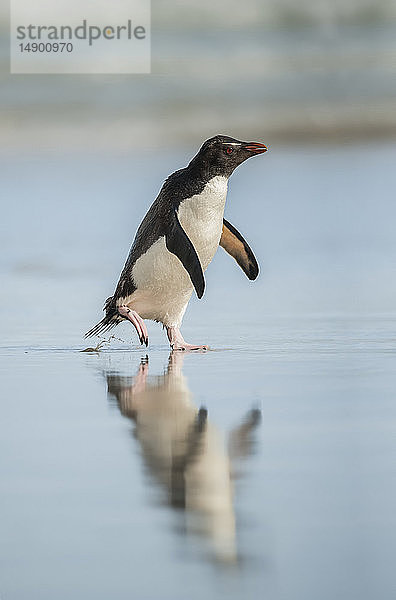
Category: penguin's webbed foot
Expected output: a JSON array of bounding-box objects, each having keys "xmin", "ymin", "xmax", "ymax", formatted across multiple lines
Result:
[
  {"xmin": 172, "ymin": 342, "xmax": 209, "ymax": 352},
  {"xmin": 118, "ymin": 305, "xmax": 149, "ymax": 347},
  {"xmin": 166, "ymin": 326, "xmax": 208, "ymax": 352}
]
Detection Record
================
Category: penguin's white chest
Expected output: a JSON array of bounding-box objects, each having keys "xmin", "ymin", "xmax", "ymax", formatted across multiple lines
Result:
[
  {"xmin": 129, "ymin": 176, "xmax": 228, "ymax": 326},
  {"xmin": 177, "ymin": 175, "xmax": 228, "ymax": 269}
]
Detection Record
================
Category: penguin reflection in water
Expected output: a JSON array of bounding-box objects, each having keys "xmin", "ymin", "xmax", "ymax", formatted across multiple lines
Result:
[
  {"xmin": 86, "ymin": 135, "xmax": 266, "ymax": 350},
  {"xmin": 106, "ymin": 353, "xmax": 261, "ymax": 563}
]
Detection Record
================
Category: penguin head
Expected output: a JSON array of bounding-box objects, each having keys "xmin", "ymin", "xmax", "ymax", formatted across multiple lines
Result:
[{"xmin": 190, "ymin": 135, "xmax": 267, "ymax": 177}]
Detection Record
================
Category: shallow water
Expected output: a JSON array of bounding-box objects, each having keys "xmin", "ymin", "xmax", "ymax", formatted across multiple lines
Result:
[{"xmin": 1, "ymin": 143, "xmax": 396, "ymax": 599}]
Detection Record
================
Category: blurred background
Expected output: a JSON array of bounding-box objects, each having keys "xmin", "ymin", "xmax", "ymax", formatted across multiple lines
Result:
[
  {"xmin": 2, "ymin": 0, "xmax": 396, "ymax": 148},
  {"xmin": 1, "ymin": 2, "xmax": 396, "ymax": 600}
]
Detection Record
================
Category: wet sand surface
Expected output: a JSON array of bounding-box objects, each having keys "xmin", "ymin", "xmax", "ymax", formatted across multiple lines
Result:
[{"xmin": 1, "ymin": 144, "xmax": 396, "ymax": 599}]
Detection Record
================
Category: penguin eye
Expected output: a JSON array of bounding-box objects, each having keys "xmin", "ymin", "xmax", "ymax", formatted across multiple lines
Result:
[{"xmin": 226, "ymin": 147, "xmax": 233, "ymax": 155}]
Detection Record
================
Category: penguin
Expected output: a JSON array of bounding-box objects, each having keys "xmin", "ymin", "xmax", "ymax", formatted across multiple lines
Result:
[{"xmin": 85, "ymin": 134, "xmax": 267, "ymax": 350}]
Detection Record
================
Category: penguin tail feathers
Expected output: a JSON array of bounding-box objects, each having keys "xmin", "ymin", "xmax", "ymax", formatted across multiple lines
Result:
[
  {"xmin": 84, "ymin": 298, "xmax": 123, "ymax": 338},
  {"xmin": 84, "ymin": 313, "xmax": 123, "ymax": 338}
]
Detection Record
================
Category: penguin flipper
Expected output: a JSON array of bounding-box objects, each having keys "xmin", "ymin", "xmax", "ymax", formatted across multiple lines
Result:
[
  {"xmin": 165, "ymin": 209, "xmax": 205, "ymax": 299},
  {"xmin": 220, "ymin": 219, "xmax": 259, "ymax": 280}
]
